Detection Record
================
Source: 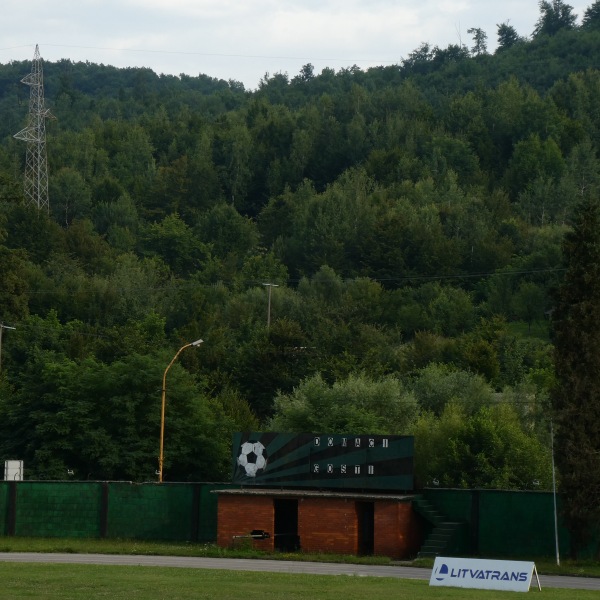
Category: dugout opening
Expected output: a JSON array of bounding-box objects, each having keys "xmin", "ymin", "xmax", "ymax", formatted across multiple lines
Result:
[
  {"xmin": 357, "ymin": 501, "xmax": 375, "ymax": 555},
  {"xmin": 274, "ymin": 498, "xmax": 300, "ymax": 552}
]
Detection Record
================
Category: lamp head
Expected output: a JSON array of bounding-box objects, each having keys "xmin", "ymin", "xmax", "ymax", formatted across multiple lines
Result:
[{"xmin": 191, "ymin": 339, "xmax": 204, "ymax": 346}]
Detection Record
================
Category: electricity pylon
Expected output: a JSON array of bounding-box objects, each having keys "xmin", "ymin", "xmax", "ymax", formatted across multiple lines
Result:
[{"xmin": 14, "ymin": 44, "xmax": 53, "ymax": 212}]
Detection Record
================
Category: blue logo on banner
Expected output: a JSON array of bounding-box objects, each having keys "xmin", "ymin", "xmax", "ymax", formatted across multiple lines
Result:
[{"xmin": 435, "ymin": 563, "xmax": 449, "ymax": 581}]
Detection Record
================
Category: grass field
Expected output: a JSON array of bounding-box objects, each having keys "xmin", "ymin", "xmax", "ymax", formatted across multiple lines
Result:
[
  {"xmin": 0, "ymin": 562, "xmax": 597, "ymax": 600},
  {"xmin": 0, "ymin": 537, "xmax": 598, "ymax": 598},
  {"xmin": 1, "ymin": 536, "xmax": 599, "ymax": 578}
]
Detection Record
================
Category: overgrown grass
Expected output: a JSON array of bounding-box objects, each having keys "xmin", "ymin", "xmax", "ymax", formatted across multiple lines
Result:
[
  {"xmin": 0, "ymin": 563, "xmax": 597, "ymax": 600},
  {"xmin": 0, "ymin": 537, "xmax": 599, "ymax": 577}
]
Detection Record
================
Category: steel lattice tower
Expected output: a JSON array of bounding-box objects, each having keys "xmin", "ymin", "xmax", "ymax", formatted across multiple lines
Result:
[{"xmin": 14, "ymin": 45, "xmax": 53, "ymax": 212}]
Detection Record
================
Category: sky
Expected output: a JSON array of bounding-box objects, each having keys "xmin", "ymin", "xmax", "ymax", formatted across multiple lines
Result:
[{"xmin": 0, "ymin": 1, "xmax": 592, "ymax": 90}]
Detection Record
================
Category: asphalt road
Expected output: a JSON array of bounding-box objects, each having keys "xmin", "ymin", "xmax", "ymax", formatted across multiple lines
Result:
[{"xmin": 1, "ymin": 553, "xmax": 600, "ymax": 591}]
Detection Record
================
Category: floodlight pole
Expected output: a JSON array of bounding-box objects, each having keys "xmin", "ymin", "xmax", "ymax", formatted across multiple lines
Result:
[{"xmin": 158, "ymin": 338, "xmax": 203, "ymax": 483}]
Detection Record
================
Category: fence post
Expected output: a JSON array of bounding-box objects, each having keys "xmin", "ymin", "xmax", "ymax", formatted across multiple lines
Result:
[
  {"xmin": 191, "ymin": 484, "xmax": 201, "ymax": 542},
  {"xmin": 470, "ymin": 490, "xmax": 480, "ymax": 555},
  {"xmin": 7, "ymin": 481, "xmax": 17, "ymax": 536},
  {"xmin": 100, "ymin": 482, "xmax": 109, "ymax": 538}
]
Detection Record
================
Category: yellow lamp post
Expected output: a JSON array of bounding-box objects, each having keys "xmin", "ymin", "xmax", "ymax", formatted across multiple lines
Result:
[{"xmin": 158, "ymin": 338, "xmax": 203, "ymax": 483}]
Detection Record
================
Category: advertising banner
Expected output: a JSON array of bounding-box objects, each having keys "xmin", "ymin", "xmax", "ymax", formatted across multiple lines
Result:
[{"xmin": 430, "ymin": 557, "xmax": 540, "ymax": 592}]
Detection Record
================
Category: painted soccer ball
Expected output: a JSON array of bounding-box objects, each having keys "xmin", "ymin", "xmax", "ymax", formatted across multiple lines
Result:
[{"xmin": 237, "ymin": 441, "xmax": 267, "ymax": 477}]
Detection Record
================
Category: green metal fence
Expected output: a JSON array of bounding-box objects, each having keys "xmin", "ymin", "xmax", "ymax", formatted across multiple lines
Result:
[
  {"xmin": 0, "ymin": 481, "xmax": 597, "ymax": 557},
  {"xmin": 423, "ymin": 488, "xmax": 598, "ymax": 559},
  {"xmin": 0, "ymin": 483, "xmax": 9, "ymax": 536},
  {"xmin": 14, "ymin": 482, "xmax": 103, "ymax": 538},
  {"xmin": 0, "ymin": 481, "xmax": 235, "ymax": 542}
]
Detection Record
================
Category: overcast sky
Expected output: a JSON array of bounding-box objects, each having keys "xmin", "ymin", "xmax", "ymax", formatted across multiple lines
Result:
[{"xmin": 0, "ymin": 1, "xmax": 592, "ymax": 90}]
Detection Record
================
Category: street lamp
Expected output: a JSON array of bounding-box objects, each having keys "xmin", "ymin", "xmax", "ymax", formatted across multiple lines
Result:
[
  {"xmin": 158, "ymin": 338, "xmax": 203, "ymax": 483},
  {"xmin": 262, "ymin": 283, "xmax": 279, "ymax": 328}
]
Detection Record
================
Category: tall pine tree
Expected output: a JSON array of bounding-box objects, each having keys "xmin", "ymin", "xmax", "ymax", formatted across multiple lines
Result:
[{"xmin": 552, "ymin": 195, "xmax": 600, "ymax": 558}]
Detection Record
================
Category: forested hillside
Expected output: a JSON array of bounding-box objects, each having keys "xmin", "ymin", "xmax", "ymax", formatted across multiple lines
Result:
[{"xmin": 1, "ymin": 1, "xmax": 600, "ymax": 487}]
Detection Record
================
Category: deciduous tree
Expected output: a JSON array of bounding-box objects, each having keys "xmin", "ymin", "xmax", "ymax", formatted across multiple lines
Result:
[
  {"xmin": 467, "ymin": 27, "xmax": 488, "ymax": 56},
  {"xmin": 269, "ymin": 373, "xmax": 418, "ymax": 434},
  {"xmin": 496, "ymin": 21, "xmax": 522, "ymax": 51},
  {"xmin": 413, "ymin": 401, "xmax": 552, "ymax": 489},
  {"xmin": 534, "ymin": 0, "xmax": 577, "ymax": 37},
  {"xmin": 582, "ymin": 1, "xmax": 600, "ymax": 29}
]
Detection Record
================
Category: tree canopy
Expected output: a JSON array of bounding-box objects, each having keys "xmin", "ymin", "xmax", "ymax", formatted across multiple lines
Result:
[
  {"xmin": 534, "ymin": 1, "xmax": 578, "ymax": 36},
  {"xmin": 1, "ymin": 1, "xmax": 600, "ymax": 496}
]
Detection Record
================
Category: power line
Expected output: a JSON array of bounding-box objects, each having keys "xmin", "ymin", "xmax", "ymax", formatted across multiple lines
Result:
[
  {"xmin": 18, "ymin": 266, "xmax": 565, "ymax": 297},
  {"xmin": 0, "ymin": 45, "xmax": 34, "ymax": 52},
  {"xmin": 22, "ymin": 43, "xmax": 399, "ymax": 66}
]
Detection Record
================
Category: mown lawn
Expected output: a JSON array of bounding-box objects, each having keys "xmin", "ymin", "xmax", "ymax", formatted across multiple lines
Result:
[
  {"xmin": 0, "ymin": 563, "xmax": 597, "ymax": 600},
  {"xmin": 0, "ymin": 536, "xmax": 598, "ymax": 577}
]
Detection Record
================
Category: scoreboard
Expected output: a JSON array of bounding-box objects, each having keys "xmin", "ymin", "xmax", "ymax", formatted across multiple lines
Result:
[{"xmin": 232, "ymin": 432, "xmax": 414, "ymax": 491}]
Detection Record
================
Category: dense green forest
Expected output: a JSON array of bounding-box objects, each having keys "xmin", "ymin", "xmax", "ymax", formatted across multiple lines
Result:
[{"xmin": 1, "ymin": 1, "xmax": 600, "ymax": 490}]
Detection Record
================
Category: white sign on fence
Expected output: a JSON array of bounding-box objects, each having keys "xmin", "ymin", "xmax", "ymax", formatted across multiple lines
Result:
[
  {"xmin": 430, "ymin": 557, "xmax": 541, "ymax": 593},
  {"xmin": 4, "ymin": 460, "xmax": 24, "ymax": 481}
]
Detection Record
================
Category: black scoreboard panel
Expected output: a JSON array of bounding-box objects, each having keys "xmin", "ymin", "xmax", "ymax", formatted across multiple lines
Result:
[{"xmin": 232, "ymin": 432, "xmax": 414, "ymax": 491}]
